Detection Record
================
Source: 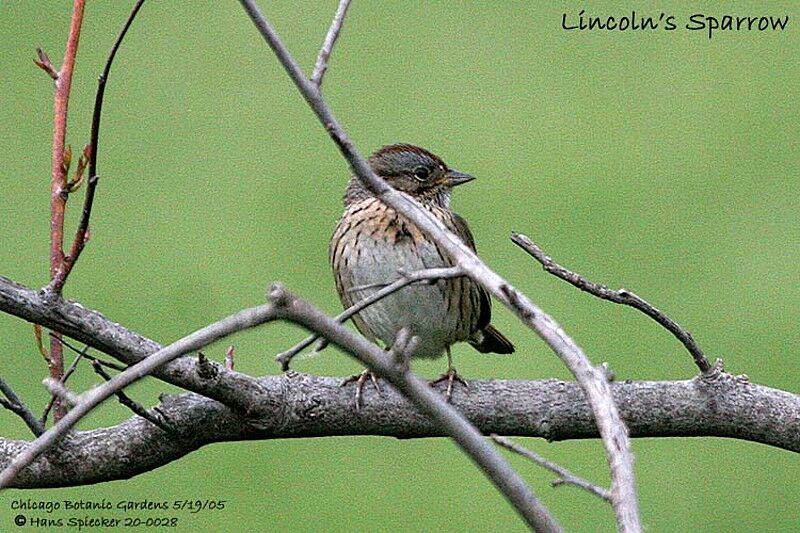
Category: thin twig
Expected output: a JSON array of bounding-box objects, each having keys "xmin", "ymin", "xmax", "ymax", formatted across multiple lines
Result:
[
  {"xmin": 33, "ymin": 48, "xmax": 59, "ymax": 80},
  {"xmin": 85, "ymin": 355, "xmax": 127, "ymax": 372},
  {"xmin": 62, "ymin": 342, "xmax": 89, "ymax": 381},
  {"xmin": 55, "ymin": 333, "xmax": 127, "ymax": 372},
  {"xmin": 0, "ymin": 301, "xmax": 278, "ymax": 490},
  {"xmin": 237, "ymin": 2, "xmax": 639, "ymax": 530},
  {"xmin": 32, "ymin": 324, "xmax": 49, "ymax": 361},
  {"xmin": 51, "ymin": 0, "xmax": 147, "ymax": 293},
  {"xmin": 90, "ymin": 360, "xmax": 171, "ymax": 432},
  {"xmin": 88, "ymin": 0, "xmax": 146, "ymax": 182},
  {"xmin": 511, "ymin": 233, "xmax": 712, "ymax": 374},
  {"xmin": 310, "ymin": 0, "xmax": 352, "ymax": 88},
  {"xmin": 267, "ymin": 284, "xmax": 564, "ymax": 533},
  {"xmin": 491, "ymin": 435, "xmax": 612, "ymax": 502},
  {"xmin": 0, "ymin": 377, "xmax": 45, "ymax": 437},
  {"xmin": 225, "ymin": 346, "xmax": 235, "ymax": 370},
  {"xmin": 276, "ymin": 266, "xmax": 464, "ymax": 370},
  {"xmin": 41, "ymin": 340, "xmax": 89, "ymax": 425}
]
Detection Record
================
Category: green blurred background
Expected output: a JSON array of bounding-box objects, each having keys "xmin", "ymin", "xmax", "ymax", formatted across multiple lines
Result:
[{"xmin": 1, "ymin": 1, "xmax": 798, "ymax": 531}]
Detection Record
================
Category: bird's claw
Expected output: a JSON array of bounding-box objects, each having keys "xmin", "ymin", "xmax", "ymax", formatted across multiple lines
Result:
[
  {"xmin": 341, "ymin": 369, "xmax": 381, "ymax": 410},
  {"xmin": 430, "ymin": 367, "xmax": 468, "ymax": 402}
]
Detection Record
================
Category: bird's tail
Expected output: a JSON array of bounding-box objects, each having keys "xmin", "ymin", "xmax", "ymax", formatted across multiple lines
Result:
[{"xmin": 469, "ymin": 324, "xmax": 515, "ymax": 354}]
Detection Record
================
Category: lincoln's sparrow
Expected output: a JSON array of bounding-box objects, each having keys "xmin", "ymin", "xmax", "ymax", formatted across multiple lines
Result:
[{"xmin": 330, "ymin": 144, "xmax": 513, "ymax": 401}]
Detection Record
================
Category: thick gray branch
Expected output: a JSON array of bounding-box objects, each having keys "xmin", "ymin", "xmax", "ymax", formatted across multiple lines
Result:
[
  {"xmin": 1, "ymin": 372, "xmax": 796, "ymax": 489},
  {"xmin": 0, "ymin": 276, "xmax": 281, "ymax": 417},
  {"xmin": 0, "ymin": 302, "xmax": 277, "ymax": 488}
]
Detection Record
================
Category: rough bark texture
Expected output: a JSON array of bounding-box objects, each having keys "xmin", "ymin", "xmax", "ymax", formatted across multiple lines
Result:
[
  {"xmin": 0, "ymin": 276, "xmax": 279, "ymax": 417},
  {"xmin": 1, "ymin": 371, "xmax": 797, "ymax": 489}
]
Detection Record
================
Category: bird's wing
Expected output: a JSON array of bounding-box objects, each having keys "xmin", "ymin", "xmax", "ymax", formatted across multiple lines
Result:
[
  {"xmin": 450, "ymin": 211, "xmax": 477, "ymax": 251},
  {"xmin": 450, "ymin": 211, "xmax": 491, "ymax": 330}
]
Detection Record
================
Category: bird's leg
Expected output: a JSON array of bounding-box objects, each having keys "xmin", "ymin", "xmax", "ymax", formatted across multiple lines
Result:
[
  {"xmin": 430, "ymin": 347, "xmax": 468, "ymax": 402},
  {"xmin": 341, "ymin": 368, "xmax": 381, "ymax": 410}
]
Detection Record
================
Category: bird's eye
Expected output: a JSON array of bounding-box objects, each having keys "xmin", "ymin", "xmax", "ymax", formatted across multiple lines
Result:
[{"xmin": 412, "ymin": 166, "xmax": 430, "ymax": 181}]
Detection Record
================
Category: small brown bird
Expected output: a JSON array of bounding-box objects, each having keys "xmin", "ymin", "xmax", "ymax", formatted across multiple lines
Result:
[{"xmin": 330, "ymin": 144, "xmax": 514, "ymax": 402}]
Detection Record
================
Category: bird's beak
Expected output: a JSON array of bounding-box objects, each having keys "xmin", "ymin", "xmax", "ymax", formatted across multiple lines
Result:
[{"xmin": 446, "ymin": 169, "xmax": 475, "ymax": 187}]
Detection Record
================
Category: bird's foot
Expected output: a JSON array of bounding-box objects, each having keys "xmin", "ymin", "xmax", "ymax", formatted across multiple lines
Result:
[
  {"xmin": 341, "ymin": 369, "xmax": 381, "ymax": 410},
  {"xmin": 430, "ymin": 367, "xmax": 468, "ymax": 402}
]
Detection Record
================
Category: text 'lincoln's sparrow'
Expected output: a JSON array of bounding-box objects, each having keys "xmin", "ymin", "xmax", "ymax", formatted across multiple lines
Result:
[{"xmin": 330, "ymin": 144, "xmax": 513, "ymax": 403}]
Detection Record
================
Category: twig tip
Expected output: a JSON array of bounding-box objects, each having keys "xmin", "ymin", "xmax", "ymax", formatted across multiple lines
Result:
[
  {"xmin": 267, "ymin": 282, "xmax": 288, "ymax": 305},
  {"xmin": 34, "ymin": 47, "xmax": 59, "ymax": 80}
]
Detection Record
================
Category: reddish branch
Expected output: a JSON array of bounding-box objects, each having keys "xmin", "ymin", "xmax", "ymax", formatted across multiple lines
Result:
[
  {"xmin": 41, "ymin": 0, "xmax": 86, "ymax": 421},
  {"xmin": 36, "ymin": 0, "xmax": 146, "ymax": 423},
  {"xmin": 48, "ymin": 0, "xmax": 86, "ymax": 294}
]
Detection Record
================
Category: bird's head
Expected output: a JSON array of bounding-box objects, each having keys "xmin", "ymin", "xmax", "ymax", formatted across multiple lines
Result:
[
  {"xmin": 368, "ymin": 144, "xmax": 475, "ymax": 200},
  {"xmin": 344, "ymin": 144, "xmax": 474, "ymax": 207}
]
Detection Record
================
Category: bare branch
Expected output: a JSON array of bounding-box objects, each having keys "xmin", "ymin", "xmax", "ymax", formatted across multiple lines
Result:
[
  {"xmin": 276, "ymin": 266, "xmax": 464, "ymax": 370},
  {"xmin": 511, "ymin": 233, "xmax": 712, "ymax": 374},
  {"xmin": 0, "ymin": 276, "xmax": 280, "ymax": 417},
  {"xmin": 0, "ymin": 377, "xmax": 45, "ymax": 437},
  {"xmin": 0, "ymin": 302, "xmax": 278, "ymax": 489},
  {"xmin": 45, "ymin": 0, "xmax": 87, "ymax": 422},
  {"xmin": 45, "ymin": 0, "xmax": 85, "ymax": 287},
  {"xmin": 90, "ymin": 359, "xmax": 172, "ymax": 432},
  {"xmin": 237, "ymin": 3, "xmax": 639, "ymax": 530},
  {"xmin": 3, "ymin": 276, "xmax": 564, "ymax": 531},
  {"xmin": 1, "ymin": 373, "xmax": 797, "ymax": 489},
  {"xmin": 491, "ymin": 435, "xmax": 612, "ymax": 502},
  {"xmin": 310, "ymin": 0, "xmax": 353, "ymax": 88}
]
